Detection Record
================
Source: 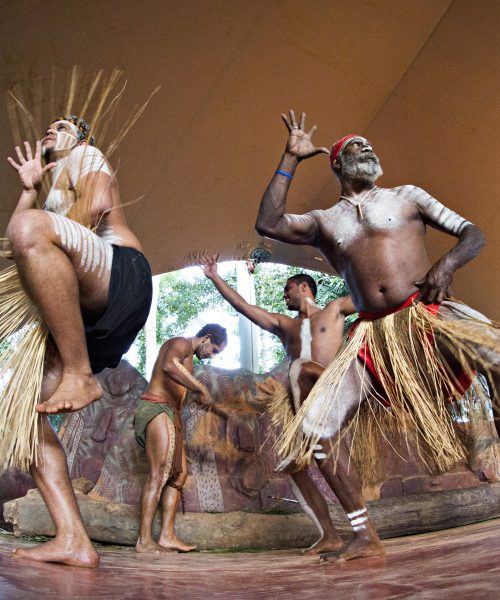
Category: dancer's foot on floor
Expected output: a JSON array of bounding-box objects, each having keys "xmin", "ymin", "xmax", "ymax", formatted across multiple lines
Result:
[
  {"xmin": 135, "ymin": 540, "xmax": 176, "ymax": 555},
  {"xmin": 320, "ymin": 522, "xmax": 384, "ymax": 563},
  {"xmin": 14, "ymin": 536, "xmax": 99, "ymax": 568},
  {"xmin": 303, "ymin": 534, "xmax": 343, "ymax": 555},
  {"xmin": 469, "ymin": 435, "xmax": 500, "ymax": 482},
  {"xmin": 158, "ymin": 534, "xmax": 197, "ymax": 552}
]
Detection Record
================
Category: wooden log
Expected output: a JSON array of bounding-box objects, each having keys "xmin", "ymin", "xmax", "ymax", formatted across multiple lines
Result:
[{"xmin": 4, "ymin": 484, "xmax": 500, "ymax": 549}]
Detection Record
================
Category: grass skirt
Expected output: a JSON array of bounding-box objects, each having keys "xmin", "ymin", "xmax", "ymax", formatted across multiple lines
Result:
[
  {"xmin": 276, "ymin": 299, "xmax": 500, "ymax": 477},
  {"xmin": 0, "ymin": 265, "xmax": 47, "ymax": 470}
]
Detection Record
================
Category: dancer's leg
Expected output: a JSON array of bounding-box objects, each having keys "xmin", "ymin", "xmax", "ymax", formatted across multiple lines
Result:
[
  {"xmin": 289, "ymin": 470, "xmax": 343, "ymax": 555},
  {"xmin": 158, "ymin": 447, "xmax": 196, "ymax": 552},
  {"xmin": 136, "ymin": 413, "xmax": 175, "ymax": 554},
  {"xmin": 7, "ymin": 210, "xmax": 111, "ymax": 413},
  {"xmin": 13, "ymin": 356, "xmax": 99, "ymax": 567},
  {"xmin": 302, "ymin": 360, "xmax": 384, "ymax": 562},
  {"xmin": 438, "ymin": 302, "xmax": 500, "ymax": 465},
  {"xmin": 288, "ymin": 359, "xmax": 343, "ymax": 554}
]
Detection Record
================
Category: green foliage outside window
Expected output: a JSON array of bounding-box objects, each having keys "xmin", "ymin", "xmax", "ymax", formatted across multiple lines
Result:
[{"xmin": 133, "ymin": 262, "xmax": 356, "ymax": 375}]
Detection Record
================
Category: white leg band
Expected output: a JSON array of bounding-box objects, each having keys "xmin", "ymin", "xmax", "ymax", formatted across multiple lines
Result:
[
  {"xmin": 347, "ymin": 507, "xmax": 367, "ymax": 520},
  {"xmin": 351, "ymin": 516, "xmax": 368, "ymax": 527}
]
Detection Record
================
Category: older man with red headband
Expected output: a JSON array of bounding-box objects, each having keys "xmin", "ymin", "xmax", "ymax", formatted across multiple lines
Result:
[{"xmin": 256, "ymin": 110, "xmax": 500, "ymax": 563}]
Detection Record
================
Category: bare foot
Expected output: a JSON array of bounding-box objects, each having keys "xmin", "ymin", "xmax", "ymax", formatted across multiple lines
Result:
[
  {"xmin": 36, "ymin": 372, "xmax": 102, "ymax": 414},
  {"xmin": 303, "ymin": 534, "xmax": 343, "ymax": 556},
  {"xmin": 13, "ymin": 537, "xmax": 99, "ymax": 568},
  {"xmin": 158, "ymin": 535, "xmax": 197, "ymax": 552},
  {"xmin": 320, "ymin": 523, "xmax": 384, "ymax": 563},
  {"xmin": 136, "ymin": 540, "xmax": 176, "ymax": 555}
]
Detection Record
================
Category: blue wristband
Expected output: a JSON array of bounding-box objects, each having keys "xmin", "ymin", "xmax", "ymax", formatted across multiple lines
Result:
[{"xmin": 275, "ymin": 169, "xmax": 293, "ymax": 180}]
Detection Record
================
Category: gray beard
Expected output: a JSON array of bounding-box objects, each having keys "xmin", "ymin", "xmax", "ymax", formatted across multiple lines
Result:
[{"xmin": 340, "ymin": 154, "xmax": 383, "ymax": 185}]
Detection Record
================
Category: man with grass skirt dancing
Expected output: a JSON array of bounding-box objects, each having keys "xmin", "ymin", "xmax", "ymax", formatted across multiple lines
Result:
[
  {"xmin": 255, "ymin": 109, "xmax": 500, "ymax": 562},
  {"xmin": 2, "ymin": 115, "xmax": 152, "ymax": 567}
]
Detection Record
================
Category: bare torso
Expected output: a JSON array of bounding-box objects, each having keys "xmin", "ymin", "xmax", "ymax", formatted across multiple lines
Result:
[
  {"xmin": 310, "ymin": 186, "xmax": 439, "ymax": 312},
  {"xmin": 144, "ymin": 339, "xmax": 193, "ymax": 409},
  {"xmin": 278, "ymin": 301, "xmax": 348, "ymax": 367},
  {"xmin": 44, "ymin": 145, "xmax": 143, "ymax": 252}
]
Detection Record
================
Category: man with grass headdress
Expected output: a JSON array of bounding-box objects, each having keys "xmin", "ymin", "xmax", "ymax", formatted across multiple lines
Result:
[
  {"xmin": 255, "ymin": 110, "xmax": 500, "ymax": 562},
  {"xmin": 2, "ymin": 114, "xmax": 152, "ymax": 567}
]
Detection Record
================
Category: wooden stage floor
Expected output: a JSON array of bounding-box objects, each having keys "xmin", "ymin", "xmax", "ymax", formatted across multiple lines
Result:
[{"xmin": 1, "ymin": 519, "xmax": 500, "ymax": 599}]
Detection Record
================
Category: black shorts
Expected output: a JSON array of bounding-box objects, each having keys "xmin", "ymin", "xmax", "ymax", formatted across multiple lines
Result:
[{"xmin": 84, "ymin": 245, "xmax": 152, "ymax": 373}]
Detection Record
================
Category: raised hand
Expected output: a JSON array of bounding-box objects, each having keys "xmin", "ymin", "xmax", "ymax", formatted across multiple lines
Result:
[
  {"xmin": 7, "ymin": 141, "xmax": 55, "ymax": 191},
  {"xmin": 281, "ymin": 110, "xmax": 330, "ymax": 161},
  {"xmin": 199, "ymin": 254, "xmax": 219, "ymax": 280}
]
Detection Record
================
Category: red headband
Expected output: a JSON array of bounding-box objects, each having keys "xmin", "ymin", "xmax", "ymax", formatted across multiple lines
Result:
[{"xmin": 330, "ymin": 134, "xmax": 363, "ymax": 167}]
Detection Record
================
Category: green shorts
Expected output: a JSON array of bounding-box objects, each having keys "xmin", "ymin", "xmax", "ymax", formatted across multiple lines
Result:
[{"xmin": 134, "ymin": 399, "xmax": 175, "ymax": 449}]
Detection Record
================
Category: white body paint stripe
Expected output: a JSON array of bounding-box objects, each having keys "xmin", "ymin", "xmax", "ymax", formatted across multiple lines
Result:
[
  {"xmin": 48, "ymin": 212, "xmax": 113, "ymax": 276},
  {"xmin": 300, "ymin": 318, "xmax": 312, "ymax": 360}
]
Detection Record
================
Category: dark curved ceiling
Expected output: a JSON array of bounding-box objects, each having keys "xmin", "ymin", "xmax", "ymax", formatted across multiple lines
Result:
[{"xmin": 0, "ymin": 0, "xmax": 499, "ymax": 318}]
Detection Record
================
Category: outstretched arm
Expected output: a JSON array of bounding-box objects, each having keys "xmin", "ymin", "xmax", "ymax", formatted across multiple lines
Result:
[
  {"xmin": 200, "ymin": 254, "xmax": 282, "ymax": 334},
  {"xmin": 414, "ymin": 189, "xmax": 486, "ymax": 303},
  {"xmin": 255, "ymin": 110, "xmax": 329, "ymax": 245}
]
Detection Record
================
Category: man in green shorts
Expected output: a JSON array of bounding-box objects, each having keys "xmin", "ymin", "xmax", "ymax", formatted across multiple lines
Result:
[{"xmin": 134, "ymin": 323, "xmax": 227, "ymax": 553}]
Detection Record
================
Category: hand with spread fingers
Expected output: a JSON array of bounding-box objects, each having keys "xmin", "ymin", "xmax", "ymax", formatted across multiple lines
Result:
[
  {"xmin": 281, "ymin": 109, "xmax": 330, "ymax": 161},
  {"xmin": 7, "ymin": 141, "xmax": 56, "ymax": 192},
  {"xmin": 199, "ymin": 254, "xmax": 219, "ymax": 281}
]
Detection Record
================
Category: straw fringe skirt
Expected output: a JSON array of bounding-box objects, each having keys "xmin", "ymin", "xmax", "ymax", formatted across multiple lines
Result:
[
  {"xmin": 0, "ymin": 265, "xmax": 47, "ymax": 470},
  {"xmin": 276, "ymin": 300, "xmax": 500, "ymax": 478}
]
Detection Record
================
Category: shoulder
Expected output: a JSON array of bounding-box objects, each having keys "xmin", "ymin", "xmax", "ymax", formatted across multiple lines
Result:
[
  {"xmin": 163, "ymin": 336, "xmax": 191, "ymax": 355},
  {"xmin": 68, "ymin": 144, "xmax": 106, "ymax": 163},
  {"xmin": 322, "ymin": 298, "xmax": 343, "ymax": 315},
  {"xmin": 389, "ymin": 185, "xmax": 431, "ymax": 201},
  {"xmin": 67, "ymin": 145, "xmax": 111, "ymax": 181},
  {"xmin": 324, "ymin": 295, "xmax": 356, "ymax": 316},
  {"xmin": 310, "ymin": 206, "xmax": 336, "ymax": 219},
  {"xmin": 275, "ymin": 313, "xmax": 296, "ymax": 330},
  {"xmin": 386, "ymin": 184, "xmax": 426, "ymax": 198}
]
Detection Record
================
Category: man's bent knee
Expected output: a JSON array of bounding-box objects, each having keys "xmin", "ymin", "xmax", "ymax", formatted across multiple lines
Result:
[{"xmin": 7, "ymin": 210, "xmax": 53, "ymax": 251}]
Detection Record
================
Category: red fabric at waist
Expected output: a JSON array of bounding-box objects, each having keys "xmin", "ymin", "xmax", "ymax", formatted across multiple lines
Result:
[
  {"xmin": 358, "ymin": 292, "xmax": 439, "ymax": 320},
  {"xmin": 141, "ymin": 392, "xmax": 177, "ymax": 406},
  {"xmin": 354, "ymin": 293, "xmax": 471, "ymax": 402}
]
